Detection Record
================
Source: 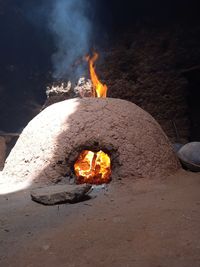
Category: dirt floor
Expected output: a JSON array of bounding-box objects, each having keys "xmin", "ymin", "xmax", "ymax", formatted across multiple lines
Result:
[{"xmin": 0, "ymin": 169, "xmax": 200, "ymax": 267}]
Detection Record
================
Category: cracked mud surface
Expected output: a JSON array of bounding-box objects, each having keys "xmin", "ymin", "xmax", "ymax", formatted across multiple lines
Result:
[{"xmin": 2, "ymin": 98, "xmax": 179, "ymax": 187}]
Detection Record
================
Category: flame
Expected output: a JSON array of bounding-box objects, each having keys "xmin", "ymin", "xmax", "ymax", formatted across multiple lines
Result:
[
  {"xmin": 74, "ymin": 150, "xmax": 111, "ymax": 185},
  {"xmin": 86, "ymin": 52, "xmax": 108, "ymax": 97}
]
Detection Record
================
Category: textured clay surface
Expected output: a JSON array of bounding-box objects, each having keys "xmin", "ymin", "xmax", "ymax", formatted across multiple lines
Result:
[{"xmin": 2, "ymin": 98, "xmax": 180, "ymax": 186}]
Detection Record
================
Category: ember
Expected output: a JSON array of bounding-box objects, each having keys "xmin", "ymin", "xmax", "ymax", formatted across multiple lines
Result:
[
  {"xmin": 74, "ymin": 150, "xmax": 111, "ymax": 185},
  {"xmin": 86, "ymin": 52, "xmax": 108, "ymax": 97}
]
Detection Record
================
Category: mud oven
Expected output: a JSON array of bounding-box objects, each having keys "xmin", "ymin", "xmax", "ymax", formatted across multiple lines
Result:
[{"xmin": 2, "ymin": 98, "xmax": 180, "ymax": 186}]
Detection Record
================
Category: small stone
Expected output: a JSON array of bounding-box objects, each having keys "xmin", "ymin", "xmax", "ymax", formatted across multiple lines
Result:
[{"xmin": 30, "ymin": 184, "xmax": 91, "ymax": 205}]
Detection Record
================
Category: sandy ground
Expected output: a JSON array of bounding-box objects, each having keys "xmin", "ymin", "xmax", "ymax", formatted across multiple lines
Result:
[{"xmin": 0, "ymin": 169, "xmax": 200, "ymax": 267}]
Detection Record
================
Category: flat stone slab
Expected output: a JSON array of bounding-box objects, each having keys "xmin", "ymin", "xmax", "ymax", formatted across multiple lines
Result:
[{"xmin": 30, "ymin": 184, "xmax": 92, "ymax": 205}]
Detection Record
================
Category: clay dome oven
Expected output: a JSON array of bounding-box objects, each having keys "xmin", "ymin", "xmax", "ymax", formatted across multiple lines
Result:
[{"xmin": 2, "ymin": 98, "xmax": 180, "ymax": 186}]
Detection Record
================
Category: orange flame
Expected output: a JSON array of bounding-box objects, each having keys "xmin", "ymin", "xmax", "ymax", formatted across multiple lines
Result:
[
  {"xmin": 86, "ymin": 52, "xmax": 108, "ymax": 97},
  {"xmin": 74, "ymin": 150, "xmax": 111, "ymax": 185}
]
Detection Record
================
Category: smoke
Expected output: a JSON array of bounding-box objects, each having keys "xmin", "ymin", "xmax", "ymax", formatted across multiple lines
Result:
[{"xmin": 49, "ymin": 0, "xmax": 92, "ymax": 80}]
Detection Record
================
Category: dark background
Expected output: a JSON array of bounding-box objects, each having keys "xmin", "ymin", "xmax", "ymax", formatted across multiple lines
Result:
[{"xmin": 0, "ymin": 0, "xmax": 200, "ymax": 140}]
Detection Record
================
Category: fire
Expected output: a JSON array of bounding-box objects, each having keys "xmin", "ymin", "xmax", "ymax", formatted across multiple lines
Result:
[
  {"xmin": 74, "ymin": 53, "xmax": 110, "ymax": 184},
  {"xmin": 86, "ymin": 52, "xmax": 108, "ymax": 97},
  {"xmin": 74, "ymin": 150, "xmax": 111, "ymax": 185}
]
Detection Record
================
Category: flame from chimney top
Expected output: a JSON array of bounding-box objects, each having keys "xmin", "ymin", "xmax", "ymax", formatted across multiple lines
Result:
[{"xmin": 86, "ymin": 52, "xmax": 108, "ymax": 97}]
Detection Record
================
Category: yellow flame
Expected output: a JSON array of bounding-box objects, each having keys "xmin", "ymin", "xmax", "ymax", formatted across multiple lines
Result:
[
  {"xmin": 86, "ymin": 52, "xmax": 108, "ymax": 97},
  {"xmin": 74, "ymin": 150, "xmax": 111, "ymax": 185}
]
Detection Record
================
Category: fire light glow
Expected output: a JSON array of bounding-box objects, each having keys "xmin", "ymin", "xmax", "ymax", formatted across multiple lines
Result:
[
  {"xmin": 74, "ymin": 54, "xmax": 110, "ymax": 184},
  {"xmin": 86, "ymin": 52, "xmax": 108, "ymax": 98},
  {"xmin": 74, "ymin": 150, "xmax": 111, "ymax": 185}
]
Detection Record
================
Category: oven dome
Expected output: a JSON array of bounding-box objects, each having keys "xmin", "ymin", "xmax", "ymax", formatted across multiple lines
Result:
[{"xmin": 2, "ymin": 98, "xmax": 180, "ymax": 187}]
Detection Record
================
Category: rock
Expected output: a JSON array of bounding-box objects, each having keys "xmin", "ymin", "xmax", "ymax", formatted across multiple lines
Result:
[
  {"xmin": 172, "ymin": 143, "xmax": 184, "ymax": 153},
  {"xmin": 177, "ymin": 142, "xmax": 200, "ymax": 171},
  {"xmin": 30, "ymin": 184, "xmax": 92, "ymax": 205}
]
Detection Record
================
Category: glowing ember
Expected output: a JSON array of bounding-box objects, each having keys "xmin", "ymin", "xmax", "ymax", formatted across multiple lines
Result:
[
  {"xmin": 74, "ymin": 150, "xmax": 111, "ymax": 185},
  {"xmin": 86, "ymin": 52, "xmax": 108, "ymax": 97}
]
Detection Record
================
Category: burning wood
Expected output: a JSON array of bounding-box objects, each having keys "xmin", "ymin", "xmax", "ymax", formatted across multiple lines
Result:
[
  {"xmin": 43, "ymin": 51, "xmax": 107, "ymax": 110},
  {"xmin": 74, "ymin": 150, "xmax": 111, "ymax": 185}
]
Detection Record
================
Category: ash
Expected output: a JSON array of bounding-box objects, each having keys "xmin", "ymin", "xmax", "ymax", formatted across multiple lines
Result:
[
  {"xmin": 74, "ymin": 77, "xmax": 93, "ymax": 97},
  {"xmin": 46, "ymin": 81, "xmax": 72, "ymax": 98},
  {"xmin": 43, "ymin": 77, "xmax": 93, "ymax": 108},
  {"xmin": 91, "ymin": 184, "xmax": 109, "ymax": 192}
]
